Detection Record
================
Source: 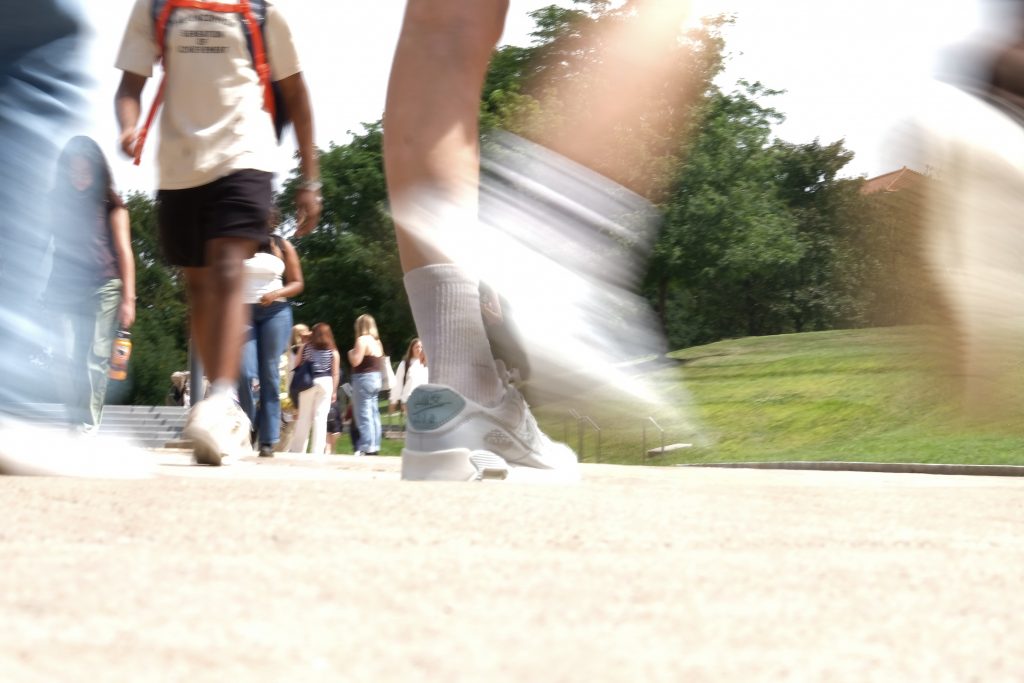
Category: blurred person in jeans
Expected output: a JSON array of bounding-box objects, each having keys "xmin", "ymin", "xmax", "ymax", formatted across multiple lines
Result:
[
  {"xmin": 0, "ymin": 1, "xmax": 150, "ymax": 478},
  {"xmin": 47, "ymin": 136, "xmax": 136, "ymax": 435}
]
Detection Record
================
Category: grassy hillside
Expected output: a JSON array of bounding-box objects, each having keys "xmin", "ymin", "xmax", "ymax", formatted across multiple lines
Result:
[{"xmin": 533, "ymin": 327, "xmax": 1024, "ymax": 466}]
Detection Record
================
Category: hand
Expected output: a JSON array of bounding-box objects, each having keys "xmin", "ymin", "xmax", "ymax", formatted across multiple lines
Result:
[
  {"xmin": 119, "ymin": 298, "xmax": 136, "ymax": 329},
  {"xmin": 119, "ymin": 128, "xmax": 138, "ymax": 159},
  {"xmin": 294, "ymin": 188, "xmax": 322, "ymax": 237},
  {"xmin": 258, "ymin": 292, "xmax": 275, "ymax": 307}
]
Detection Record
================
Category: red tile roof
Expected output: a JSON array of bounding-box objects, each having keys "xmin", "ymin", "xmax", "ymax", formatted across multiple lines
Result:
[{"xmin": 860, "ymin": 166, "xmax": 926, "ymax": 195}]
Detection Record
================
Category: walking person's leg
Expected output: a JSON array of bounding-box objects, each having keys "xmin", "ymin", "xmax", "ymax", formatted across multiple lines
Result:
[
  {"xmin": 84, "ymin": 279, "xmax": 123, "ymax": 432},
  {"xmin": 369, "ymin": 374, "xmax": 382, "ymax": 454},
  {"xmin": 65, "ymin": 307, "xmax": 93, "ymax": 428},
  {"xmin": 288, "ymin": 385, "xmax": 316, "ymax": 453},
  {"xmin": 351, "ymin": 373, "xmax": 374, "ymax": 455},
  {"xmin": 384, "ymin": 0, "xmax": 507, "ymax": 404},
  {"xmin": 310, "ymin": 376, "xmax": 332, "ymax": 456},
  {"xmin": 0, "ymin": 0, "xmax": 86, "ymax": 410},
  {"xmin": 176, "ymin": 171, "xmax": 273, "ymax": 465},
  {"xmin": 184, "ymin": 237, "xmax": 258, "ymax": 389},
  {"xmin": 182, "ymin": 242, "xmax": 256, "ymax": 465},
  {"xmin": 384, "ymin": 0, "xmax": 577, "ymax": 481},
  {"xmin": 237, "ymin": 307, "xmax": 259, "ymax": 438},
  {"xmin": 256, "ymin": 302, "xmax": 293, "ymax": 453}
]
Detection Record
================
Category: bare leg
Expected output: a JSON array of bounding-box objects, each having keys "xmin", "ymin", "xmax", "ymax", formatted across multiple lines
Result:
[
  {"xmin": 183, "ymin": 237, "xmax": 257, "ymax": 384},
  {"xmin": 383, "ymin": 0, "xmax": 511, "ymax": 407},
  {"xmin": 384, "ymin": 0, "xmax": 509, "ymax": 272}
]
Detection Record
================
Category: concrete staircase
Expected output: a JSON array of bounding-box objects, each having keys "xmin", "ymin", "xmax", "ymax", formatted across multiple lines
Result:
[
  {"xmin": 0, "ymin": 403, "xmax": 187, "ymax": 449},
  {"xmin": 98, "ymin": 405, "xmax": 188, "ymax": 448}
]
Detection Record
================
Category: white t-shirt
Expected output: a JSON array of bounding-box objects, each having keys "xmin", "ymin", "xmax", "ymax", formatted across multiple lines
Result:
[
  {"xmin": 116, "ymin": 0, "xmax": 301, "ymax": 190},
  {"xmin": 391, "ymin": 358, "xmax": 429, "ymax": 405},
  {"xmin": 242, "ymin": 250, "xmax": 285, "ymax": 304}
]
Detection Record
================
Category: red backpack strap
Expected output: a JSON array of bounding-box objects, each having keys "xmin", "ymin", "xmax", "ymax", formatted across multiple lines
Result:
[
  {"xmin": 133, "ymin": 0, "xmax": 179, "ymax": 165},
  {"xmin": 134, "ymin": 0, "xmax": 276, "ymax": 165},
  {"xmin": 238, "ymin": 0, "xmax": 276, "ymax": 120}
]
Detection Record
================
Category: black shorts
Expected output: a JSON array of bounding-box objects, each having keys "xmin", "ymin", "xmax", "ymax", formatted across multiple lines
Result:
[
  {"xmin": 156, "ymin": 169, "xmax": 273, "ymax": 267},
  {"xmin": 326, "ymin": 401, "xmax": 342, "ymax": 434}
]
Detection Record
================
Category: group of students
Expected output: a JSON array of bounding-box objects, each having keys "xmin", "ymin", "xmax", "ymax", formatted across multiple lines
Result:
[{"xmin": 282, "ymin": 319, "xmax": 429, "ymax": 458}]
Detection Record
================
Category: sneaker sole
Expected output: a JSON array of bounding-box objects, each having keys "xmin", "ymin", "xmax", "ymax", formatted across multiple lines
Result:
[
  {"xmin": 401, "ymin": 448, "xmax": 579, "ymax": 483},
  {"xmin": 183, "ymin": 424, "xmax": 223, "ymax": 466}
]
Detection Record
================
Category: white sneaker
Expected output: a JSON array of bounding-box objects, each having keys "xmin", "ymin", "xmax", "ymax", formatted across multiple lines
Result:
[
  {"xmin": 0, "ymin": 416, "xmax": 154, "ymax": 479},
  {"xmin": 183, "ymin": 394, "xmax": 252, "ymax": 466},
  {"xmin": 400, "ymin": 382, "xmax": 579, "ymax": 483}
]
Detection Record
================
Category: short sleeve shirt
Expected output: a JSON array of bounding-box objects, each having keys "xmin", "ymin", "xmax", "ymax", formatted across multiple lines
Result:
[{"xmin": 115, "ymin": 0, "xmax": 301, "ymax": 190}]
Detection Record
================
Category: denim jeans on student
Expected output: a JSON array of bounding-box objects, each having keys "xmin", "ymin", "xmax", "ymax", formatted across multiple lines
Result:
[
  {"xmin": 0, "ymin": 0, "xmax": 86, "ymax": 410},
  {"xmin": 351, "ymin": 371, "xmax": 382, "ymax": 453},
  {"xmin": 61, "ymin": 278, "xmax": 122, "ymax": 430},
  {"xmin": 238, "ymin": 300, "xmax": 293, "ymax": 446}
]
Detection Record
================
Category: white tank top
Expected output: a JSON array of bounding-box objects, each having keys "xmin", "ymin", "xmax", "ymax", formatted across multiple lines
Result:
[{"xmin": 243, "ymin": 251, "xmax": 286, "ymax": 304}]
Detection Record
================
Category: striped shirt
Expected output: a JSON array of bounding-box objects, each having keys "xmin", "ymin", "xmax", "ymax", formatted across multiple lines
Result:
[{"xmin": 302, "ymin": 345, "xmax": 334, "ymax": 378}]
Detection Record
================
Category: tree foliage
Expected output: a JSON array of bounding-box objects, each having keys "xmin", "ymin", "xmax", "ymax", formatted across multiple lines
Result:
[
  {"xmin": 118, "ymin": 1, "xmax": 914, "ymax": 405},
  {"xmin": 112, "ymin": 191, "xmax": 189, "ymax": 405},
  {"xmin": 279, "ymin": 123, "xmax": 413, "ymax": 357}
]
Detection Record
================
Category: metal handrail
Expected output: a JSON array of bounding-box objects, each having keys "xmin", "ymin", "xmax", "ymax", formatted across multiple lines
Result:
[
  {"xmin": 642, "ymin": 416, "xmax": 665, "ymax": 459},
  {"xmin": 578, "ymin": 415, "xmax": 602, "ymax": 462},
  {"xmin": 565, "ymin": 409, "xmax": 580, "ymax": 443},
  {"xmin": 577, "ymin": 413, "xmax": 598, "ymax": 462}
]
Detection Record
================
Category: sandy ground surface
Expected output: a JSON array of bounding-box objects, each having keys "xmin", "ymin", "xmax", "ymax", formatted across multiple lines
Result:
[{"xmin": 3, "ymin": 452, "xmax": 1023, "ymax": 682}]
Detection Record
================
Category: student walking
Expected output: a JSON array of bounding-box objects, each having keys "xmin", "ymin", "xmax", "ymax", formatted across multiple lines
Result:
[
  {"xmin": 114, "ymin": 0, "xmax": 321, "ymax": 464},
  {"xmin": 238, "ymin": 232, "xmax": 303, "ymax": 457},
  {"xmin": 47, "ymin": 136, "xmax": 136, "ymax": 434}
]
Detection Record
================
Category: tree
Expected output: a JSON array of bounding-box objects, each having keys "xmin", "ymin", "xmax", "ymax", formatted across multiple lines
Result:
[
  {"xmin": 112, "ymin": 192, "xmax": 189, "ymax": 405},
  {"xmin": 278, "ymin": 123, "xmax": 414, "ymax": 357}
]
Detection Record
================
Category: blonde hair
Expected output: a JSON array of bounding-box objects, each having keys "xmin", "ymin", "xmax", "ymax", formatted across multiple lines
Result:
[
  {"xmin": 354, "ymin": 313, "xmax": 379, "ymax": 340},
  {"xmin": 291, "ymin": 323, "xmax": 310, "ymax": 347}
]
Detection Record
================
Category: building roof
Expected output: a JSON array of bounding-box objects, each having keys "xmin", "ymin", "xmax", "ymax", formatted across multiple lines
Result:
[{"xmin": 859, "ymin": 166, "xmax": 927, "ymax": 195}]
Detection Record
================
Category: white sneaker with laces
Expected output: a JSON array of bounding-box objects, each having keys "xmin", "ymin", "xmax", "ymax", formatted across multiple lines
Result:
[
  {"xmin": 183, "ymin": 394, "xmax": 252, "ymax": 466},
  {"xmin": 400, "ymin": 380, "xmax": 579, "ymax": 483}
]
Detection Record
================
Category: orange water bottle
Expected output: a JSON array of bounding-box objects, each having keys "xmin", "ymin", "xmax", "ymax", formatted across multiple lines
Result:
[{"xmin": 108, "ymin": 330, "xmax": 132, "ymax": 380}]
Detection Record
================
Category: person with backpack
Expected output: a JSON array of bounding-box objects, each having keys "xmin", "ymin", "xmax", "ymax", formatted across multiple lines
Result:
[{"xmin": 113, "ymin": 0, "xmax": 321, "ymax": 465}]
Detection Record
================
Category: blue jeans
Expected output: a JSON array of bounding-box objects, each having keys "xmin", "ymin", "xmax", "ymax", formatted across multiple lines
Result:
[
  {"xmin": 62, "ymin": 279, "xmax": 122, "ymax": 429},
  {"xmin": 238, "ymin": 301, "xmax": 292, "ymax": 445},
  {"xmin": 0, "ymin": 0, "xmax": 86, "ymax": 409},
  {"xmin": 351, "ymin": 371, "xmax": 382, "ymax": 453}
]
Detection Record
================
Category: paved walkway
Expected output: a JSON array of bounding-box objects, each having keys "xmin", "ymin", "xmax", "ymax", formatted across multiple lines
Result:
[{"xmin": 3, "ymin": 453, "xmax": 1023, "ymax": 682}]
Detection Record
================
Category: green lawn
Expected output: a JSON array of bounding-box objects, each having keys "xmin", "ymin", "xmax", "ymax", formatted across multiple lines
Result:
[{"xmin": 532, "ymin": 327, "xmax": 1024, "ymax": 466}]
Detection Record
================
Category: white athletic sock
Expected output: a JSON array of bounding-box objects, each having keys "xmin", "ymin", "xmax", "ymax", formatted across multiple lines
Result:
[
  {"xmin": 208, "ymin": 379, "xmax": 237, "ymax": 402},
  {"xmin": 404, "ymin": 264, "xmax": 504, "ymax": 407}
]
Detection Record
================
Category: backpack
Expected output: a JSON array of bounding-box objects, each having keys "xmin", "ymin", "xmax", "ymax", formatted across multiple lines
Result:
[{"xmin": 133, "ymin": 0, "xmax": 289, "ymax": 165}]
